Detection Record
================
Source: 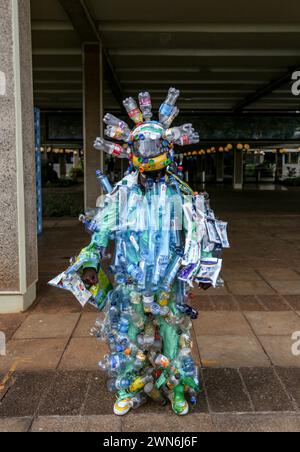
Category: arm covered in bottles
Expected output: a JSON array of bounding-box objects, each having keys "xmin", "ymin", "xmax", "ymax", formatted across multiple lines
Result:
[{"xmin": 79, "ymin": 191, "xmax": 119, "ymax": 283}]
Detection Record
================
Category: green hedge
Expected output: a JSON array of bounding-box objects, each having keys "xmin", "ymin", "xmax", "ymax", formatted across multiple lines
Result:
[
  {"xmin": 43, "ymin": 192, "xmax": 84, "ymax": 217},
  {"xmin": 282, "ymin": 177, "xmax": 300, "ymax": 187}
]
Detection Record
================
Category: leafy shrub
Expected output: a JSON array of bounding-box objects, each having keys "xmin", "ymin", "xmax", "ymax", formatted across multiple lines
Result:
[
  {"xmin": 282, "ymin": 177, "xmax": 300, "ymax": 187},
  {"xmin": 43, "ymin": 193, "xmax": 83, "ymax": 217}
]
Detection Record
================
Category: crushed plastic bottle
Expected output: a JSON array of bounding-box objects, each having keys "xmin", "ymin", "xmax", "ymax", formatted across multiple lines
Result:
[
  {"xmin": 123, "ymin": 97, "xmax": 143, "ymax": 125},
  {"xmin": 138, "ymin": 92, "xmax": 153, "ymax": 122}
]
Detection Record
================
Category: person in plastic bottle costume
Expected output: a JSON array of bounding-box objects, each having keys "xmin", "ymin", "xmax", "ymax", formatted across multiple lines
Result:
[{"xmin": 50, "ymin": 88, "xmax": 229, "ymax": 417}]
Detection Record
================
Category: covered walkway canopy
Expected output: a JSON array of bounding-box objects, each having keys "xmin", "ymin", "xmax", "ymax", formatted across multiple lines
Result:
[{"xmin": 31, "ymin": 0, "xmax": 300, "ymax": 112}]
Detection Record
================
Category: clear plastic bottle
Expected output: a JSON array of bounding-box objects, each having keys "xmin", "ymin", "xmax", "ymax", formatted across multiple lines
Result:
[
  {"xmin": 96, "ymin": 170, "xmax": 113, "ymax": 194},
  {"xmin": 150, "ymin": 303, "xmax": 170, "ymax": 317},
  {"xmin": 94, "ymin": 137, "xmax": 130, "ymax": 158},
  {"xmin": 78, "ymin": 215, "xmax": 99, "ymax": 235},
  {"xmin": 164, "ymin": 124, "xmax": 194, "ymax": 142},
  {"xmin": 118, "ymin": 316, "xmax": 130, "ymax": 335},
  {"xmin": 128, "ymin": 393, "xmax": 148, "ymax": 410},
  {"xmin": 155, "ymin": 354, "xmax": 171, "ymax": 369},
  {"xmin": 99, "ymin": 353, "xmax": 128, "ymax": 373},
  {"xmin": 160, "ymin": 249, "xmax": 184, "ymax": 292},
  {"xmin": 132, "ymin": 351, "xmax": 147, "ymax": 370},
  {"xmin": 127, "ymin": 264, "xmax": 144, "ymax": 282},
  {"xmin": 123, "ymin": 97, "xmax": 143, "ymax": 124},
  {"xmin": 143, "ymin": 292, "xmax": 154, "ymax": 313},
  {"xmin": 163, "ymin": 107, "xmax": 179, "ymax": 129},
  {"xmin": 129, "ymin": 374, "xmax": 153, "ymax": 392},
  {"xmin": 103, "ymin": 113, "xmax": 131, "ymax": 134},
  {"xmin": 175, "ymin": 132, "xmax": 199, "ymax": 146},
  {"xmin": 138, "ymin": 92, "xmax": 153, "ymax": 122},
  {"xmin": 144, "ymin": 382, "xmax": 167, "ymax": 405},
  {"xmin": 159, "ymin": 88, "xmax": 180, "ymax": 126},
  {"xmin": 105, "ymin": 125, "xmax": 131, "ymax": 142},
  {"xmin": 107, "ymin": 377, "xmax": 131, "ymax": 392},
  {"xmin": 143, "ymin": 321, "xmax": 155, "ymax": 347}
]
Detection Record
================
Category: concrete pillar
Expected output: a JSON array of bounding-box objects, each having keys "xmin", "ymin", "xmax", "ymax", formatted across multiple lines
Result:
[
  {"xmin": 216, "ymin": 152, "xmax": 224, "ymax": 182},
  {"xmin": 83, "ymin": 43, "xmax": 104, "ymax": 209},
  {"xmin": 0, "ymin": 0, "xmax": 38, "ymax": 313},
  {"xmin": 59, "ymin": 152, "xmax": 66, "ymax": 178},
  {"xmin": 73, "ymin": 150, "xmax": 80, "ymax": 168},
  {"xmin": 233, "ymin": 148, "xmax": 244, "ymax": 190}
]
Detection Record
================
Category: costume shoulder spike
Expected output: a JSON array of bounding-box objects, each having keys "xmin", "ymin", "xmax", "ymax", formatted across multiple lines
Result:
[{"xmin": 94, "ymin": 88, "xmax": 200, "ymax": 172}]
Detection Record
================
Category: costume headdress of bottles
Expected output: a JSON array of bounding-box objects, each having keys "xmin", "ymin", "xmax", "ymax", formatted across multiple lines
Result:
[{"xmin": 94, "ymin": 88, "xmax": 200, "ymax": 173}]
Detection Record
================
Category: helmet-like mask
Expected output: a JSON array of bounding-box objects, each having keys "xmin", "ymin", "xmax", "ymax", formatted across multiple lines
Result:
[{"xmin": 94, "ymin": 88, "xmax": 199, "ymax": 173}]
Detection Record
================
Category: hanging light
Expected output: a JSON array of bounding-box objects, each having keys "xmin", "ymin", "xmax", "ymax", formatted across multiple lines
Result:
[{"xmin": 237, "ymin": 144, "xmax": 244, "ymax": 150}]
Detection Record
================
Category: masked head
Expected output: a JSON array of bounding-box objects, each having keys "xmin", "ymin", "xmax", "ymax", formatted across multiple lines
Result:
[{"xmin": 96, "ymin": 88, "xmax": 199, "ymax": 174}]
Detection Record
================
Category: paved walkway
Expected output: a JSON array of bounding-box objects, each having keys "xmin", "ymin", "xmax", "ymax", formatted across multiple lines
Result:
[{"xmin": 1, "ymin": 189, "xmax": 300, "ymax": 432}]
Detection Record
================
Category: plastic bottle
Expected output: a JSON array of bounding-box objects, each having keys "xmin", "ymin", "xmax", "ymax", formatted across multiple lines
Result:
[
  {"xmin": 105, "ymin": 125, "xmax": 131, "ymax": 142},
  {"xmin": 123, "ymin": 97, "xmax": 143, "ymax": 124},
  {"xmin": 150, "ymin": 303, "xmax": 170, "ymax": 317},
  {"xmin": 144, "ymin": 382, "xmax": 167, "ymax": 406},
  {"xmin": 138, "ymin": 92, "xmax": 153, "ymax": 121},
  {"xmin": 160, "ymin": 249, "xmax": 184, "ymax": 292},
  {"xmin": 94, "ymin": 137, "xmax": 129, "ymax": 158},
  {"xmin": 157, "ymin": 292, "xmax": 171, "ymax": 307},
  {"xmin": 132, "ymin": 351, "xmax": 147, "ymax": 370},
  {"xmin": 177, "ymin": 166, "xmax": 184, "ymax": 180},
  {"xmin": 143, "ymin": 321, "xmax": 155, "ymax": 347},
  {"xmin": 128, "ymin": 393, "xmax": 148, "ymax": 410},
  {"xmin": 78, "ymin": 215, "xmax": 99, "ymax": 234},
  {"xmin": 155, "ymin": 354, "xmax": 171, "ymax": 369},
  {"xmin": 130, "ymin": 291, "xmax": 142, "ymax": 305},
  {"xmin": 129, "ymin": 374, "xmax": 153, "ymax": 393},
  {"xmin": 107, "ymin": 377, "xmax": 131, "ymax": 392},
  {"xmin": 163, "ymin": 107, "xmax": 179, "ymax": 129},
  {"xmin": 103, "ymin": 113, "xmax": 131, "ymax": 134},
  {"xmin": 164, "ymin": 124, "xmax": 193, "ymax": 142},
  {"xmin": 127, "ymin": 263, "xmax": 144, "ymax": 282},
  {"xmin": 175, "ymin": 132, "xmax": 199, "ymax": 146},
  {"xmin": 118, "ymin": 316, "xmax": 130, "ymax": 335},
  {"xmin": 143, "ymin": 292, "xmax": 154, "ymax": 313},
  {"xmin": 159, "ymin": 88, "xmax": 180, "ymax": 126},
  {"xmin": 99, "ymin": 353, "xmax": 127, "ymax": 373},
  {"xmin": 96, "ymin": 170, "xmax": 113, "ymax": 194}
]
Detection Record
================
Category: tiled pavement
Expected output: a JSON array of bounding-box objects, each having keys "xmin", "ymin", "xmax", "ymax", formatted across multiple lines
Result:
[{"xmin": 1, "ymin": 190, "xmax": 300, "ymax": 432}]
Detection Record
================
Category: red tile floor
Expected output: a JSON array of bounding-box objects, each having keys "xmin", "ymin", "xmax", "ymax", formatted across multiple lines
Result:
[{"xmin": 1, "ymin": 188, "xmax": 300, "ymax": 431}]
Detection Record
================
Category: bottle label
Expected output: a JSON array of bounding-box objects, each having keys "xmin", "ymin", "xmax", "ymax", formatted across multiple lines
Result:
[
  {"xmin": 181, "ymin": 135, "xmax": 190, "ymax": 146},
  {"xmin": 139, "ymin": 98, "xmax": 151, "ymax": 107},
  {"xmin": 130, "ymin": 235, "xmax": 140, "ymax": 251},
  {"xmin": 112, "ymin": 144, "xmax": 122, "ymax": 156},
  {"xmin": 129, "ymin": 108, "xmax": 142, "ymax": 120},
  {"xmin": 160, "ymin": 103, "xmax": 173, "ymax": 116}
]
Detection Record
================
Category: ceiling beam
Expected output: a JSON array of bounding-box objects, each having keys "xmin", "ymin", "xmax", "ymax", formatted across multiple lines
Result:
[
  {"xmin": 31, "ymin": 21, "xmax": 74, "ymax": 31},
  {"xmin": 120, "ymin": 80, "xmax": 266, "ymax": 85},
  {"xmin": 117, "ymin": 67, "xmax": 286, "ymax": 74},
  {"xmin": 233, "ymin": 67, "xmax": 300, "ymax": 113},
  {"xmin": 34, "ymin": 67, "xmax": 82, "ymax": 72},
  {"xmin": 99, "ymin": 22, "xmax": 300, "ymax": 34},
  {"xmin": 58, "ymin": 0, "xmax": 124, "ymax": 109},
  {"xmin": 110, "ymin": 48, "xmax": 300, "ymax": 57}
]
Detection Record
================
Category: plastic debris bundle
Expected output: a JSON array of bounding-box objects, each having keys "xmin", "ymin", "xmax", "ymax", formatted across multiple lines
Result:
[{"xmin": 50, "ymin": 88, "xmax": 229, "ymax": 417}]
